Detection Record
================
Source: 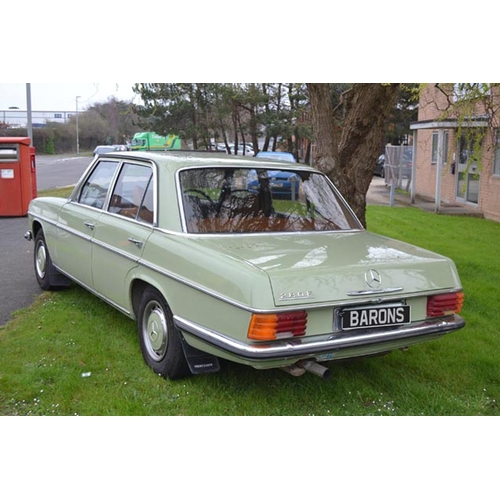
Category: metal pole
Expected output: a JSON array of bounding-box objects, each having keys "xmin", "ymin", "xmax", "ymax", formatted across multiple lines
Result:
[
  {"xmin": 410, "ymin": 130, "xmax": 417, "ymax": 204},
  {"xmin": 435, "ymin": 129, "xmax": 444, "ymax": 213},
  {"xmin": 76, "ymin": 96, "xmax": 81, "ymax": 155},
  {"xmin": 26, "ymin": 83, "xmax": 33, "ymax": 145}
]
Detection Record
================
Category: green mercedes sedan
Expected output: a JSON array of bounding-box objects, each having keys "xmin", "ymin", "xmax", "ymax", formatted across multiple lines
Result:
[{"xmin": 25, "ymin": 151, "xmax": 465, "ymax": 380}]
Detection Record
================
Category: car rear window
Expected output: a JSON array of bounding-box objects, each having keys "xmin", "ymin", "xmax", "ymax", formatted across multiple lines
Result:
[{"xmin": 179, "ymin": 167, "xmax": 361, "ymax": 234}]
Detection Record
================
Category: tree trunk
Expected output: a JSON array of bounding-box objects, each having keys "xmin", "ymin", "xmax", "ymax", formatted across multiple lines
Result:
[
  {"xmin": 307, "ymin": 83, "xmax": 400, "ymax": 228},
  {"xmin": 307, "ymin": 83, "xmax": 339, "ymax": 175}
]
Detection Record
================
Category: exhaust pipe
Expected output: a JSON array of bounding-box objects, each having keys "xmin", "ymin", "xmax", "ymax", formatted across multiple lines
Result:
[
  {"xmin": 281, "ymin": 360, "xmax": 331, "ymax": 380},
  {"xmin": 296, "ymin": 360, "xmax": 331, "ymax": 380}
]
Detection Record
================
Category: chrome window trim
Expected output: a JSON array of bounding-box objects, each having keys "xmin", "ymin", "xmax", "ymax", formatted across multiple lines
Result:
[
  {"xmin": 69, "ymin": 157, "xmax": 158, "ymax": 227},
  {"xmin": 73, "ymin": 158, "xmax": 122, "ymax": 208},
  {"xmin": 153, "ymin": 225, "xmax": 365, "ymax": 239}
]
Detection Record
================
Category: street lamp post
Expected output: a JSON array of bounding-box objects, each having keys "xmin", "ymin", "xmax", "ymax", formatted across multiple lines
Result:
[
  {"xmin": 76, "ymin": 96, "xmax": 81, "ymax": 154},
  {"xmin": 26, "ymin": 84, "xmax": 33, "ymax": 145}
]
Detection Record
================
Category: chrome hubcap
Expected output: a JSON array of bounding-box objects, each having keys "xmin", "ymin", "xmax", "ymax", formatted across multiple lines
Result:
[
  {"xmin": 143, "ymin": 300, "xmax": 168, "ymax": 362},
  {"xmin": 36, "ymin": 243, "xmax": 47, "ymax": 279}
]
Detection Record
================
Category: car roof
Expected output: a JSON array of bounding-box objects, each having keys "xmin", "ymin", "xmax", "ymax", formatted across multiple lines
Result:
[{"xmin": 98, "ymin": 150, "xmax": 316, "ymax": 174}]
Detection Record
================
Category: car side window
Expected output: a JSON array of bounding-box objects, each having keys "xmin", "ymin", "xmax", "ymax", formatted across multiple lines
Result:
[
  {"xmin": 108, "ymin": 163, "xmax": 154, "ymax": 222},
  {"xmin": 137, "ymin": 178, "xmax": 154, "ymax": 224},
  {"xmin": 79, "ymin": 161, "xmax": 119, "ymax": 209}
]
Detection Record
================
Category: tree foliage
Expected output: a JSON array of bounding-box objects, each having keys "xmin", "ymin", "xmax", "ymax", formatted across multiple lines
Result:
[
  {"xmin": 0, "ymin": 84, "xmax": 419, "ymax": 225},
  {"xmin": 432, "ymin": 83, "xmax": 500, "ymax": 170},
  {"xmin": 87, "ymin": 97, "xmax": 140, "ymax": 145},
  {"xmin": 132, "ymin": 83, "xmax": 311, "ymax": 155}
]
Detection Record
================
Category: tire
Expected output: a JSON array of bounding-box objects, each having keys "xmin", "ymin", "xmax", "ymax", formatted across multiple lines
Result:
[
  {"xmin": 34, "ymin": 231, "xmax": 57, "ymax": 291},
  {"xmin": 380, "ymin": 167, "xmax": 385, "ymax": 179},
  {"xmin": 137, "ymin": 287, "xmax": 191, "ymax": 380}
]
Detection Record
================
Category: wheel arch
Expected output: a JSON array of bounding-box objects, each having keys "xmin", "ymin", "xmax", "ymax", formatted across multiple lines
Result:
[
  {"xmin": 130, "ymin": 278, "xmax": 175, "ymax": 320},
  {"xmin": 131, "ymin": 279, "xmax": 151, "ymax": 319},
  {"xmin": 32, "ymin": 219, "xmax": 43, "ymax": 238}
]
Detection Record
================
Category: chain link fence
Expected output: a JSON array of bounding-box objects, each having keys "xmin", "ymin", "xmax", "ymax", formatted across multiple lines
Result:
[{"xmin": 384, "ymin": 145, "xmax": 413, "ymax": 191}]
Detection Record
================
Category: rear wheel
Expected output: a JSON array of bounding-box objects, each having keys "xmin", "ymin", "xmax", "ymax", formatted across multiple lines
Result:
[{"xmin": 137, "ymin": 287, "xmax": 191, "ymax": 380}]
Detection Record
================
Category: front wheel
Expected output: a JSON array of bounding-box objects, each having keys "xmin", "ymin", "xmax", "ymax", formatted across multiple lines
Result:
[
  {"xmin": 137, "ymin": 287, "xmax": 191, "ymax": 380},
  {"xmin": 34, "ymin": 231, "xmax": 57, "ymax": 290}
]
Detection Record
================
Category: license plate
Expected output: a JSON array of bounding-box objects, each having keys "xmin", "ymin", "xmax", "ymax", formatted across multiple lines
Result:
[{"xmin": 341, "ymin": 304, "xmax": 410, "ymax": 330}]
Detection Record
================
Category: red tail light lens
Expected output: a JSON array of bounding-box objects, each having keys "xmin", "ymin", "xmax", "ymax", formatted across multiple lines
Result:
[
  {"xmin": 248, "ymin": 311, "xmax": 307, "ymax": 341},
  {"xmin": 427, "ymin": 292, "xmax": 464, "ymax": 318}
]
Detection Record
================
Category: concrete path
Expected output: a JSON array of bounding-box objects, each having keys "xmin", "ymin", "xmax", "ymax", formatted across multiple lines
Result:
[{"xmin": 367, "ymin": 176, "xmax": 482, "ymax": 216}]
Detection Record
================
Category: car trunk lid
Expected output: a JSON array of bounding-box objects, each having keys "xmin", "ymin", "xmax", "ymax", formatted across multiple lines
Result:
[{"xmin": 199, "ymin": 231, "xmax": 461, "ymax": 307}]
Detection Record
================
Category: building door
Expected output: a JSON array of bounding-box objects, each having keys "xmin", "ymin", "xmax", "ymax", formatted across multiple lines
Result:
[{"xmin": 456, "ymin": 135, "xmax": 480, "ymax": 204}]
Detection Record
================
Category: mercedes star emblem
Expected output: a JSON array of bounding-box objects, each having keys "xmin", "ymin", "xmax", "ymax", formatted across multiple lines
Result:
[{"xmin": 365, "ymin": 269, "xmax": 382, "ymax": 288}]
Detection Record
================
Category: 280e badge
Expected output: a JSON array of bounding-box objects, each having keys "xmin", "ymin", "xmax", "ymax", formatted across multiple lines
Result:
[{"xmin": 279, "ymin": 290, "xmax": 314, "ymax": 301}]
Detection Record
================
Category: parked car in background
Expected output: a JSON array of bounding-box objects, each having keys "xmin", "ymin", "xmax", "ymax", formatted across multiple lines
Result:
[
  {"xmin": 374, "ymin": 154, "xmax": 385, "ymax": 178},
  {"xmin": 25, "ymin": 151, "xmax": 465, "ymax": 381},
  {"xmin": 375, "ymin": 149, "xmax": 413, "ymax": 180},
  {"xmin": 229, "ymin": 144, "xmax": 254, "ymax": 156},
  {"xmin": 93, "ymin": 145, "xmax": 128, "ymax": 157},
  {"xmin": 215, "ymin": 143, "xmax": 254, "ymax": 155},
  {"xmin": 256, "ymin": 151, "xmax": 296, "ymax": 163},
  {"xmin": 247, "ymin": 168, "xmax": 301, "ymax": 199}
]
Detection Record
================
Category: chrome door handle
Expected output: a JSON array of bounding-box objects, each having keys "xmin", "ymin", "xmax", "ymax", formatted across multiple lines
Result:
[
  {"xmin": 84, "ymin": 222, "xmax": 95, "ymax": 230},
  {"xmin": 128, "ymin": 238, "xmax": 143, "ymax": 248}
]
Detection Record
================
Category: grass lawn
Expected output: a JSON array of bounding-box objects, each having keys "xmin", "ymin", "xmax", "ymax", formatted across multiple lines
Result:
[{"xmin": 1, "ymin": 202, "xmax": 499, "ymax": 416}]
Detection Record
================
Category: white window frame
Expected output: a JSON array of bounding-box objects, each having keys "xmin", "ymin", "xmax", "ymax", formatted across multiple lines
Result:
[
  {"xmin": 494, "ymin": 129, "xmax": 500, "ymax": 176},
  {"xmin": 431, "ymin": 131, "xmax": 449, "ymax": 165}
]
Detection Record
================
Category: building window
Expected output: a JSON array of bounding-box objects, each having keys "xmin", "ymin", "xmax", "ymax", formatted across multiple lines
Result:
[
  {"xmin": 494, "ymin": 130, "xmax": 500, "ymax": 175},
  {"xmin": 431, "ymin": 131, "xmax": 449, "ymax": 165},
  {"xmin": 54, "ymin": 113, "xmax": 62, "ymax": 118}
]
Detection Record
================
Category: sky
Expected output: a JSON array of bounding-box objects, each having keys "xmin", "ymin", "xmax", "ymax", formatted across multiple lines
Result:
[{"xmin": 0, "ymin": 83, "xmax": 139, "ymax": 111}]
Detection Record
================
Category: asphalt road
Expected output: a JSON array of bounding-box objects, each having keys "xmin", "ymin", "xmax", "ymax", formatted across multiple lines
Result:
[
  {"xmin": 0, "ymin": 154, "xmax": 92, "ymax": 326},
  {"xmin": 34, "ymin": 154, "xmax": 92, "ymax": 190}
]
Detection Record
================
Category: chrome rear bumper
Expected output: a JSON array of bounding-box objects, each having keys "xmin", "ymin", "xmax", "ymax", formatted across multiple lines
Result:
[{"xmin": 174, "ymin": 314, "xmax": 466, "ymax": 363}]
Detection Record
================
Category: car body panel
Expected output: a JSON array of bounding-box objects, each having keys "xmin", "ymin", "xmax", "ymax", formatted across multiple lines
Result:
[
  {"xmin": 26, "ymin": 151, "xmax": 465, "ymax": 376},
  {"xmin": 92, "ymin": 213, "xmax": 154, "ymax": 311}
]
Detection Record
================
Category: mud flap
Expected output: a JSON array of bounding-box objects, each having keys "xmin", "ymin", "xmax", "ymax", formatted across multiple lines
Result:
[
  {"xmin": 180, "ymin": 334, "xmax": 221, "ymax": 375},
  {"xmin": 50, "ymin": 268, "xmax": 72, "ymax": 287}
]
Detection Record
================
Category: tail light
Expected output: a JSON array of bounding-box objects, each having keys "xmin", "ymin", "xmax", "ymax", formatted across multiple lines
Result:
[
  {"xmin": 427, "ymin": 292, "xmax": 464, "ymax": 318},
  {"xmin": 247, "ymin": 311, "xmax": 307, "ymax": 341}
]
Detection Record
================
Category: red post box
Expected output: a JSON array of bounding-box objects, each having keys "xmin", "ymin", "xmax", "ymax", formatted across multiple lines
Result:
[{"xmin": 0, "ymin": 137, "xmax": 38, "ymax": 216}]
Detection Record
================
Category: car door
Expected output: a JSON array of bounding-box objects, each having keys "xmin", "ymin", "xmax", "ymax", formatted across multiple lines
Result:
[
  {"xmin": 91, "ymin": 162, "xmax": 155, "ymax": 312},
  {"xmin": 56, "ymin": 160, "xmax": 120, "ymax": 287}
]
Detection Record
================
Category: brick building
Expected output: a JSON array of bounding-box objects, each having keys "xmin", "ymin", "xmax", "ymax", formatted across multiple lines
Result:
[{"xmin": 410, "ymin": 84, "xmax": 500, "ymax": 222}]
